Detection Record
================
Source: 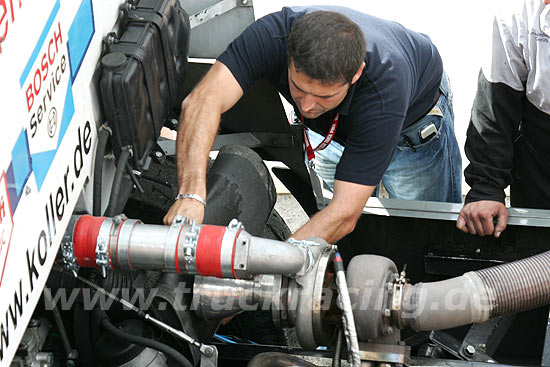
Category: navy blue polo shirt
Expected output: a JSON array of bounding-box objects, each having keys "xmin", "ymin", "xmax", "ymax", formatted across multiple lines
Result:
[{"xmin": 217, "ymin": 6, "xmax": 443, "ymax": 186}]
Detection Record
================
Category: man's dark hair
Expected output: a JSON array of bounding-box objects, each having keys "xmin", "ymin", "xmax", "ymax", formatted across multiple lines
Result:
[{"xmin": 288, "ymin": 11, "xmax": 366, "ymax": 84}]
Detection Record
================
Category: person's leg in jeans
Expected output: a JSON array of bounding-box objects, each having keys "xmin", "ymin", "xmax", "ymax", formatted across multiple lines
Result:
[{"xmin": 381, "ymin": 72, "xmax": 462, "ymax": 203}]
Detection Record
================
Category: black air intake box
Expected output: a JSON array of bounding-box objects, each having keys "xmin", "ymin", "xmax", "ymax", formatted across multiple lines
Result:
[{"xmin": 99, "ymin": 0, "xmax": 190, "ymax": 169}]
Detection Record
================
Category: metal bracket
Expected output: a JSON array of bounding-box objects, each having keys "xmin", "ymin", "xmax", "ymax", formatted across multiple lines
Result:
[
  {"xmin": 358, "ymin": 342, "xmax": 411, "ymax": 366},
  {"xmin": 189, "ymin": 0, "xmax": 253, "ymax": 29},
  {"xmin": 459, "ymin": 315, "xmax": 516, "ymax": 363},
  {"xmin": 429, "ymin": 330, "xmax": 463, "ymax": 360},
  {"xmin": 232, "ymin": 232, "xmax": 251, "ymax": 278},
  {"xmin": 200, "ymin": 345, "xmax": 218, "ymax": 367}
]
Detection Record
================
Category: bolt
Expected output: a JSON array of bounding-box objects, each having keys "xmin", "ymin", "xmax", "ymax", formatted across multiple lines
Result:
[
  {"xmin": 203, "ymin": 346, "xmax": 214, "ymax": 357},
  {"xmin": 384, "ymin": 308, "xmax": 391, "ymax": 317},
  {"xmin": 241, "ymin": 0, "xmax": 248, "ymax": 4},
  {"xmin": 464, "ymin": 345, "xmax": 476, "ymax": 357},
  {"xmin": 155, "ymin": 151, "xmax": 163, "ymax": 158},
  {"xmin": 25, "ymin": 186, "xmax": 32, "ymax": 195}
]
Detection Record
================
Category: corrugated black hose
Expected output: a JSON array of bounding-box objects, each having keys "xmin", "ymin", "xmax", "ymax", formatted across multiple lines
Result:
[
  {"xmin": 93, "ymin": 124, "xmax": 112, "ymax": 216},
  {"xmin": 332, "ymin": 327, "xmax": 343, "ymax": 367},
  {"xmin": 92, "ymin": 307, "xmax": 193, "ymax": 367},
  {"xmin": 103, "ymin": 148, "xmax": 131, "ymax": 217}
]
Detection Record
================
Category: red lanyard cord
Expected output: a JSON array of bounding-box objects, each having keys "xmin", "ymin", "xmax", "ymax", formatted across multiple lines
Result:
[{"xmin": 301, "ymin": 113, "xmax": 339, "ymax": 162}]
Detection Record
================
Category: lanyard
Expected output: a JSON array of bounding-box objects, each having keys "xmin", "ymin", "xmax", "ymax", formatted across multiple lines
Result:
[
  {"xmin": 301, "ymin": 113, "xmax": 339, "ymax": 164},
  {"xmin": 301, "ymin": 113, "xmax": 339, "ymax": 207}
]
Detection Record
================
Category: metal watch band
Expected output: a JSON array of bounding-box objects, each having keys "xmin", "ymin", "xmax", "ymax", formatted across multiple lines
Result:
[{"xmin": 174, "ymin": 193, "xmax": 206, "ymax": 206}]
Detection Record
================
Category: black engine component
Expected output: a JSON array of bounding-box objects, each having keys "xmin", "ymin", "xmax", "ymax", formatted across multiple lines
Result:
[
  {"xmin": 204, "ymin": 144, "xmax": 277, "ymax": 236},
  {"xmin": 99, "ymin": 0, "xmax": 190, "ymax": 170},
  {"xmin": 95, "ymin": 319, "xmax": 159, "ymax": 366}
]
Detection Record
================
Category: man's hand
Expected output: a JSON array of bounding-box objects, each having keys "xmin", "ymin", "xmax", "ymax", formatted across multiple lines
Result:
[
  {"xmin": 163, "ymin": 198, "xmax": 205, "ymax": 225},
  {"xmin": 292, "ymin": 180, "xmax": 375, "ymax": 243},
  {"xmin": 456, "ymin": 200, "xmax": 508, "ymax": 238}
]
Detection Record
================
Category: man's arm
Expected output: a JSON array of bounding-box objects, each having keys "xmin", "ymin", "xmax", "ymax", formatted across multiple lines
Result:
[
  {"xmin": 456, "ymin": 71, "xmax": 523, "ymax": 237},
  {"xmin": 292, "ymin": 179, "xmax": 375, "ymax": 244},
  {"xmin": 456, "ymin": 8, "xmax": 528, "ymax": 237},
  {"xmin": 163, "ymin": 61, "xmax": 244, "ymax": 225}
]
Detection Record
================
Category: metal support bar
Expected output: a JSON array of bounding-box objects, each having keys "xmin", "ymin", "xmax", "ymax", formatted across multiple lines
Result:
[
  {"xmin": 212, "ymin": 132, "xmax": 294, "ymax": 151},
  {"xmin": 189, "ymin": 0, "xmax": 253, "ymax": 29},
  {"xmin": 358, "ymin": 342, "xmax": 411, "ymax": 366},
  {"xmin": 428, "ymin": 331, "xmax": 463, "ymax": 359},
  {"xmin": 543, "ymin": 308, "xmax": 550, "ymax": 367},
  {"xmin": 157, "ymin": 132, "xmax": 295, "ymax": 157},
  {"xmin": 460, "ymin": 315, "xmax": 515, "ymax": 362}
]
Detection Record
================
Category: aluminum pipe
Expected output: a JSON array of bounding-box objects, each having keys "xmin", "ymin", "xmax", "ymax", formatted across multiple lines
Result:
[
  {"xmin": 347, "ymin": 251, "xmax": 550, "ymax": 339},
  {"xmin": 67, "ymin": 215, "xmax": 307, "ymax": 279},
  {"xmin": 399, "ymin": 250, "xmax": 550, "ymax": 331},
  {"xmin": 192, "ymin": 275, "xmax": 279, "ymax": 321}
]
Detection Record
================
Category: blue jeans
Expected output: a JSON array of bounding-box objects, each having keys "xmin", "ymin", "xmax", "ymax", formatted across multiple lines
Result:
[{"xmin": 306, "ymin": 72, "xmax": 462, "ymax": 203}]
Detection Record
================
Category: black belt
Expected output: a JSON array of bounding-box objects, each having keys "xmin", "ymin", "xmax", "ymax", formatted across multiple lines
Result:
[{"xmin": 410, "ymin": 89, "xmax": 442, "ymax": 126}]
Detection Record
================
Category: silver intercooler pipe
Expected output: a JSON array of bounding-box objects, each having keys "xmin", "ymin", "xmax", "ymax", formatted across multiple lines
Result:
[
  {"xmin": 192, "ymin": 243, "xmax": 339, "ymax": 351},
  {"xmin": 192, "ymin": 275, "xmax": 280, "ymax": 320},
  {"xmin": 65, "ymin": 215, "xmax": 308, "ymax": 279},
  {"xmin": 399, "ymin": 250, "xmax": 550, "ymax": 331}
]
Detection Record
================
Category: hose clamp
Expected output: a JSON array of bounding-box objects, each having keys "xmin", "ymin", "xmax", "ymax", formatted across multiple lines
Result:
[
  {"xmin": 62, "ymin": 217, "xmax": 80, "ymax": 277},
  {"xmin": 182, "ymin": 220, "xmax": 200, "ymax": 273},
  {"xmin": 221, "ymin": 219, "xmax": 243, "ymax": 278},
  {"xmin": 96, "ymin": 239, "xmax": 109, "ymax": 278},
  {"xmin": 62, "ymin": 241, "xmax": 79, "ymax": 277},
  {"xmin": 96, "ymin": 217, "xmax": 114, "ymax": 278},
  {"xmin": 390, "ymin": 266, "xmax": 409, "ymax": 325}
]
